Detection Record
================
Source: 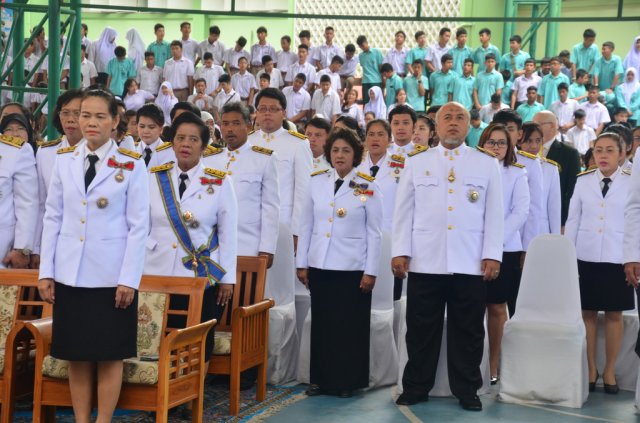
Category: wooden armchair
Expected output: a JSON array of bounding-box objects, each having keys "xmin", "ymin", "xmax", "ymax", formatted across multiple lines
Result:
[
  {"xmin": 27, "ymin": 275, "xmax": 215, "ymax": 423},
  {"xmin": 0, "ymin": 269, "xmax": 49, "ymax": 423},
  {"xmin": 208, "ymin": 255, "xmax": 275, "ymax": 415}
]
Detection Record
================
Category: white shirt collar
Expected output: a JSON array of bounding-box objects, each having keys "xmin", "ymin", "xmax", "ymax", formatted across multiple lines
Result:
[
  {"xmin": 84, "ymin": 139, "xmax": 113, "ymax": 161},
  {"xmin": 596, "ymin": 167, "xmax": 620, "ymax": 183}
]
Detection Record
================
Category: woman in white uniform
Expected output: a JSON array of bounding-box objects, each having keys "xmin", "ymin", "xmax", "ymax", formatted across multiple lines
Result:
[
  {"xmin": 296, "ymin": 128, "xmax": 383, "ymax": 397},
  {"xmin": 38, "ymin": 89, "xmax": 149, "ymax": 423},
  {"xmin": 566, "ymin": 132, "xmax": 633, "ymax": 394},
  {"xmin": 478, "ymin": 123, "xmax": 530, "ymax": 384}
]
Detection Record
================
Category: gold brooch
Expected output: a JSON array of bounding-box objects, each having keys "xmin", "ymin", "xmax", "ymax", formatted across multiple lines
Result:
[
  {"xmin": 183, "ymin": 211, "xmax": 193, "ymax": 221},
  {"xmin": 114, "ymin": 170, "xmax": 125, "ymax": 183},
  {"xmin": 96, "ymin": 197, "xmax": 109, "ymax": 209},
  {"xmin": 468, "ymin": 190, "xmax": 479, "ymax": 203},
  {"xmin": 336, "ymin": 208, "xmax": 347, "ymax": 218}
]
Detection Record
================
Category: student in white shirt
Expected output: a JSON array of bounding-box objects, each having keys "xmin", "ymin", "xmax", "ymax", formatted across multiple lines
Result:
[
  {"xmin": 285, "ymin": 44, "xmax": 316, "ymax": 91},
  {"xmin": 578, "ymin": 85, "xmax": 612, "ymax": 135},
  {"xmin": 194, "ymin": 52, "xmax": 225, "ymax": 96},
  {"xmin": 214, "ymin": 74, "xmax": 241, "ymax": 123},
  {"xmin": 80, "ymin": 44, "xmax": 98, "ymax": 89},
  {"xmin": 122, "ymin": 78, "xmax": 155, "ymax": 112},
  {"xmin": 550, "ymin": 82, "xmax": 579, "ymax": 132},
  {"xmin": 341, "ymin": 88, "xmax": 365, "ymax": 129},
  {"xmin": 224, "ymin": 36, "xmax": 250, "ymax": 75},
  {"xmin": 196, "ymin": 25, "xmax": 226, "ymax": 67},
  {"xmin": 282, "ymin": 73, "xmax": 311, "ymax": 125},
  {"xmin": 256, "ymin": 55, "xmax": 284, "ymax": 89},
  {"xmin": 178, "ymin": 22, "xmax": 199, "ymax": 63},
  {"xmin": 384, "ymin": 30, "xmax": 409, "ymax": 77},
  {"xmin": 162, "ymin": 40, "xmax": 195, "ymax": 102},
  {"xmin": 425, "ymin": 27, "xmax": 452, "ymax": 73},
  {"xmin": 314, "ymin": 56, "xmax": 343, "ymax": 93},
  {"xmin": 276, "ymin": 35, "xmax": 298, "ymax": 77},
  {"xmin": 566, "ymin": 109, "xmax": 597, "ymax": 155},
  {"xmin": 137, "ymin": 51, "xmax": 162, "ymax": 98},
  {"xmin": 313, "ymin": 26, "xmax": 344, "ymax": 71},
  {"xmin": 311, "ymin": 75, "xmax": 341, "ymax": 123},
  {"xmin": 188, "ymin": 78, "xmax": 215, "ymax": 114},
  {"xmin": 250, "ymin": 26, "xmax": 277, "ymax": 75},
  {"xmin": 510, "ymin": 58, "xmax": 541, "ymax": 109},
  {"xmin": 231, "ymin": 57, "xmax": 257, "ymax": 105},
  {"xmin": 340, "ymin": 44, "xmax": 359, "ymax": 90}
]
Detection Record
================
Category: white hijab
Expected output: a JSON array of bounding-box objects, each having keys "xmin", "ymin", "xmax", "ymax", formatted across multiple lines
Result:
[
  {"xmin": 364, "ymin": 86, "xmax": 387, "ymax": 119},
  {"xmin": 623, "ymin": 68, "xmax": 640, "ymax": 106},
  {"xmin": 93, "ymin": 27, "xmax": 118, "ymax": 73},
  {"xmin": 624, "ymin": 36, "xmax": 640, "ymax": 72},
  {"xmin": 125, "ymin": 28, "xmax": 146, "ymax": 70},
  {"xmin": 155, "ymin": 81, "xmax": 178, "ymax": 126}
]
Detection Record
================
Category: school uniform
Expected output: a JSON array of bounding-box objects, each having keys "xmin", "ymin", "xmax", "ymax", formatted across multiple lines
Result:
[
  {"xmin": 296, "ymin": 168, "xmax": 383, "ymax": 392},
  {"xmin": 39, "ymin": 141, "xmax": 149, "ymax": 361},
  {"xmin": 566, "ymin": 167, "xmax": 633, "ymax": 311},
  {"xmin": 0, "ymin": 135, "xmax": 38, "ymax": 265},
  {"xmin": 135, "ymin": 138, "xmax": 176, "ymax": 169},
  {"xmin": 540, "ymin": 157, "xmax": 562, "ymax": 234},
  {"xmin": 392, "ymin": 144, "xmax": 503, "ymax": 400}
]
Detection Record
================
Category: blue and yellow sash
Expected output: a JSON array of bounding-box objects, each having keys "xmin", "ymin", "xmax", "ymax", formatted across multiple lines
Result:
[{"xmin": 156, "ymin": 170, "xmax": 225, "ymax": 287}]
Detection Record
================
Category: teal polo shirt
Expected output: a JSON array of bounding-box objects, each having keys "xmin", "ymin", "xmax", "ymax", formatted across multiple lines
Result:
[
  {"xmin": 499, "ymin": 50, "xmax": 530, "ymax": 81},
  {"xmin": 106, "ymin": 57, "xmax": 137, "ymax": 96},
  {"xmin": 473, "ymin": 69, "xmax": 504, "ymax": 106},
  {"xmin": 502, "ymin": 80, "xmax": 513, "ymax": 105},
  {"xmin": 147, "ymin": 41, "xmax": 171, "ymax": 68},
  {"xmin": 404, "ymin": 73, "xmax": 429, "ymax": 112},
  {"xmin": 593, "ymin": 55, "xmax": 624, "ymax": 90},
  {"xmin": 405, "ymin": 46, "xmax": 429, "ymax": 77},
  {"xmin": 451, "ymin": 46, "xmax": 473, "ymax": 75},
  {"xmin": 569, "ymin": 82, "xmax": 587, "ymax": 102},
  {"xmin": 516, "ymin": 101, "xmax": 545, "ymax": 122},
  {"xmin": 450, "ymin": 74, "xmax": 475, "ymax": 110},
  {"xmin": 360, "ymin": 48, "xmax": 384, "ymax": 84},
  {"xmin": 467, "ymin": 121, "xmax": 488, "ymax": 148},
  {"xmin": 472, "ymin": 44, "xmax": 501, "ymax": 72},
  {"xmin": 429, "ymin": 70, "xmax": 458, "ymax": 106},
  {"xmin": 384, "ymin": 73, "xmax": 404, "ymax": 107},
  {"xmin": 570, "ymin": 42, "xmax": 600, "ymax": 74},
  {"xmin": 539, "ymin": 72, "xmax": 571, "ymax": 108}
]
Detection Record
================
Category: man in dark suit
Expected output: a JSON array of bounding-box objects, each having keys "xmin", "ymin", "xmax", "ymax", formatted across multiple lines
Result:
[{"xmin": 534, "ymin": 110, "xmax": 581, "ymax": 227}]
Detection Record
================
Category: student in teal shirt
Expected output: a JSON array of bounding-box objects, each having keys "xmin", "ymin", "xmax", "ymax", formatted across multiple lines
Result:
[
  {"xmin": 466, "ymin": 109, "xmax": 488, "ymax": 147},
  {"xmin": 499, "ymin": 35, "xmax": 530, "ymax": 81},
  {"xmin": 501, "ymin": 70, "xmax": 513, "ymax": 105},
  {"xmin": 381, "ymin": 63, "xmax": 404, "ymax": 107},
  {"xmin": 106, "ymin": 46, "xmax": 137, "ymax": 96},
  {"xmin": 570, "ymin": 28, "xmax": 600, "ymax": 79},
  {"xmin": 539, "ymin": 57, "xmax": 571, "ymax": 109},
  {"xmin": 472, "ymin": 28, "xmax": 501, "ymax": 72},
  {"xmin": 429, "ymin": 54, "xmax": 457, "ymax": 107},
  {"xmin": 516, "ymin": 86, "xmax": 545, "ymax": 122},
  {"xmin": 473, "ymin": 53, "xmax": 504, "ymax": 108},
  {"xmin": 404, "ymin": 60, "xmax": 429, "ymax": 112},
  {"xmin": 593, "ymin": 41, "xmax": 624, "ymax": 91},
  {"xmin": 405, "ymin": 30, "xmax": 429, "ymax": 77},
  {"xmin": 356, "ymin": 34, "xmax": 384, "ymax": 104},
  {"xmin": 451, "ymin": 28, "xmax": 473, "ymax": 75},
  {"xmin": 570, "ymin": 69, "xmax": 589, "ymax": 103},
  {"xmin": 147, "ymin": 23, "xmax": 171, "ymax": 68},
  {"xmin": 450, "ymin": 58, "xmax": 475, "ymax": 110}
]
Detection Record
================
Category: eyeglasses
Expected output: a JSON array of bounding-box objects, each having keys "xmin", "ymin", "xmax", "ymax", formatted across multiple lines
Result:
[
  {"xmin": 485, "ymin": 140, "xmax": 509, "ymax": 148},
  {"xmin": 60, "ymin": 110, "xmax": 80, "ymax": 118},
  {"xmin": 256, "ymin": 106, "xmax": 283, "ymax": 113}
]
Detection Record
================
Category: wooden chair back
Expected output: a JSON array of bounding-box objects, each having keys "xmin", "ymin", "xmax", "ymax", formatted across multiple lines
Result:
[
  {"xmin": 0, "ymin": 270, "xmax": 47, "ymax": 322},
  {"xmin": 217, "ymin": 255, "xmax": 268, "ymax": 332}
]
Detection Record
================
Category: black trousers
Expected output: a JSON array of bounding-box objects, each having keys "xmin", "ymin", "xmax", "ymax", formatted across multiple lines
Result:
[{"xmin": 402, "ymin": 272, "xmax": 486, "ymax": 399}]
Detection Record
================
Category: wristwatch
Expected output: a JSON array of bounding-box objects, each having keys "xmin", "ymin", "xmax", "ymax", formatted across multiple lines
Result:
[{"xmin": 14, "ymin": 248, "xmax": 32, "ymax": 256}]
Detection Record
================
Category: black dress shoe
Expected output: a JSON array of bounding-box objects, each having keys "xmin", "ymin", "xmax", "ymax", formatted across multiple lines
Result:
[
  {"xmin": 589, "ymin": 371, "xmax": 599, "ymax": 392},
  {"xmin": 603, "ymin": 383, "xmax": 619, "ymax": 394},
  {"xmin": 305, "ymin": 385, "xmax": 324, "ymax": 396},
  {"xmin": 459, "ymin": 395, "xmax": 482, "ymax": 411},
  {"xmin": 490, "ymin": 376, "xmax": 499, "ymax": 385},
  {"xmin": 395, "ymin": 392, "xmax": 429, "ymax": 405},
  {"xmin": 338, "ymin": 390, "xmax": 353, "ymax": 398}
]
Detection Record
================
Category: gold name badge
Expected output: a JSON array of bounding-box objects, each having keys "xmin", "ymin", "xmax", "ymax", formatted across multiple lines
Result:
[
  {"xmin": 336, "ymin": 208, "xmax": 347, "ymax": 218},
  {"xmin": 97, "ymin": 197, "xmax": 109, "ymax": 209}
]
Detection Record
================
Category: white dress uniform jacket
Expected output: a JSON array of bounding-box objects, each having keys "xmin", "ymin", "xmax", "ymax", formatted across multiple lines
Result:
[
  {"xmin": 566, "ymin": 167, "xmax": 629, "ymax": 264},
  {"xmin": 501, "ymin": 163, "xmax": 530, "ymax": 252},
  {"xmin": 357, "ymin": 151, "xmax": 406, "ymax": 233},
  {"xmin": 135, "ymin": 138, "xmax": 176, "ymax": 169},
  {"xmin": 0, "ymin": 135, "xmax": 38, "ymax": 265},
  {"xmin": 144, "ymin": 162, "xmax": 237, "ymax": 284},
  {"xmin": 540, "ymin": 157, "xmax": 562, "ymax": 234},
  {"xmin": 516, "ymin": 150, "xmax": 543, "ymax": 250},
  {"xmin": 39, "ymin": 141, "xmax": 149, "ymax": 288},
  {"xmin": 388, "ymin": 141, "xmax": 416, "ymax": 159},
  {"xmin": 296, "ymin": 168, "xmax": 383, "ymax": 276},
  {"xmin": 625, "ymin": 153, "xmax": 640, "ymax": 263},
  {"xmin": 202, "ymin": 142, "xmax": 280, "ymax": 256},
  {"xmin": 313, "ymin": 154, "xmax": 331, "ymax": 172},
  {"xmin": 249, "ymin": 128, "xmax": 313, "ymax": 235},
  {"xmin": 392, "ymin": 144, "xmax": 504, "ymax": 275}
]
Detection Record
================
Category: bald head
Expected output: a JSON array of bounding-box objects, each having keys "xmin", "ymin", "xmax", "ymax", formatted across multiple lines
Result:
[
  {"xmin": 436, "ymin": 102, "xmax": 470, "ymax": 148},
  {"xmin": 533, "ymin": 110, "xmax": 559, "ymax": 143}
]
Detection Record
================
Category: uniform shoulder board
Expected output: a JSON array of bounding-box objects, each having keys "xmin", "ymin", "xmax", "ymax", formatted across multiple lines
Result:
[
  {"xmin": 149, "ymin": 162, "xmax": 174, "ymax": 173},
  {"xmin": 288, "ymin": 130, "xmax": 307, "ymax": 140},
  {"xmin": 577, "ymin": 168, "xmax": 597, "ymax": 177},
  {"xmin": 623, "ymin": 168, "xmax": 632, "ymax": 176},
  {"xmin": 204, "ymin": 168, "xmax": 227, "ymax": 179},
  {"xmin": 357, "ymin": 171, "xmax": 375, "ymax": 182},
  {"xmin": 512, "ymin": 162, "xmax": 525, "ymax": 169},
  {"xmin": 476, "ymin": 146, "xmax": 497, "ymax": 158},
  {"xmin": 39, "ymin": 136, "xmax": 63, "ymax": 148},
  {"xmin": 118, "ymin": 147, "xmax": 142, "ymax": 160},
  {"xmin": 252, "ymin": 145, "xmax": 273, "ymax": 156},
  {"xmin": 56, "ymin": 145, "xmax": 77, "ymax": 154},
  {"xmin": 0, "ymin": 134, "xmax": 25, "ymax": 148},
  {"xmin": 390, "ymin": 154, "xmax": 406, "ymax": 163},
  {"xmin": 248, "ymin": 130, "xmax": 256, "ymax": 136},
  {"xmin": 541, "ymin": 156, "xmax": 560, "ymax": 170},
  {"xmin": 155, "ymin": 141, "xmax": 173, "ymax": 152},
  {"xmin": 408, "ymin": 146, "xmax": 428, "ymax": 157},
  {"xmin": 311, "ymin": 169, "xmax": 330, "ymax": 177},
  {"xmin": 203, "ymin": 145, "xmax": 224, "ymax": 157},
  {"xmin": 517, "ymin": 150, "xmax": 537, "ymax": 160}
]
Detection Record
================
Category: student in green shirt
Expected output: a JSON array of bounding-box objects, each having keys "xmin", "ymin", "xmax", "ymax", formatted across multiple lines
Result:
[
  {"xmin": 593, "ymin": 41, "xmax": 624, "ymax": 92},
  {"xmin": 539, "ymin": 56, "xmax": 571, "ymax": 109},
  {"xmin": 570, "ymin": 28, "xmax": 600, "ymax": 80},
  {"xmin": 450, "ymin": 58, "xmax": 475, "ymax": 110},
  {"xmin": 403, "ymin": 60, "xmax": 429, "ymax": 112},
  {"xmin": 429, "ymin": 54, "xmax": 457, "ymax": 107},
  {"xmin": 466, "ymin": 109, "xmax": 488, "ymax": 148},
  {"xmin": 357, "ymin": 34, "xmax": 384, "ymax": 104},
  {"xmin": 451, "ymin": 28, "xmax": 473, "ymax": 75},
  {"xmin": 473, "ymin": 53, "xmax": 504, "ymax": 108},
  {"xmin": 147, "ymin": 23, "xmax": 171, "ymax": 68},
  {"xmin": 405, "ymin": 31, "xmax": 429, "ymax": 77},
  {"xmin": 516, "ymin": 86, "xmax": 545, "ymax": 122},
  {"xmin": 106, "ymin": 46, "xmax": 137, "ymax": 97},
  {"xmin": 570, "ymin": 69, "xmax": 589, "ymax": 102},
  {"xmin": 381, "ymin": 63, "xmax": 404, "ymax": 107},
  {"xmin": 472, "ymin": 28, "xmax": 501, "ymax": 73},
  {"xmin": 499, "ymin": 35, "xmax": 530, "ymax": 81}
]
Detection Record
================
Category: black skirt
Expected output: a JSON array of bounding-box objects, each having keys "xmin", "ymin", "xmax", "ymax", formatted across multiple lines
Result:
[
  {"xmin": 486, "ymin": 251, "xmax": 522, "ymax": 304},
  {"xmin": 578, "ymin": 260, "xmax": 634, "ymax": 311},
  {"xmin": 51, "ymin": 282, "xmax": 138, "ymax": 361},
  {"xmin": 308, "ymin": 267, "xmax": 371, "ymax": 391}
]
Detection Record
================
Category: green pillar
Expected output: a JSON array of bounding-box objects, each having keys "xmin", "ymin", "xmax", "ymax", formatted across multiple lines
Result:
[
  {"xmin": 11, "ymin": 0, "xmax": 25, "ymax": 104},
  {"xmin": 69, "ymin": 0, "xmax": 82, "ymax": 89},
  {"xmin": 47, "ymin": 0, "xmax": 61, "ymax": 140},
  {"xmin": 503, "ymin": 0, "xmax": 514, "ymax": 54},
  {"xmin": 530, "ymin": 4, "xmax": 538, "ymax": 59},
  {"xmin": 546, "ymin": 0, "xmax": 561, "ymax": 57}
]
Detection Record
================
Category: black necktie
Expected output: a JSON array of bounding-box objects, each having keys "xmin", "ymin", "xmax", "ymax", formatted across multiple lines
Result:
[
  {"xmin": 144, "ymin": 147, "xmax": 152, "ymax": 167},
  {"xmin": 602, "ymin": 177, "xmax": 611, "ymax": 198},
  {"xmin": 370, "ymin": 165, "xmax": 380, "ymax": 177},
  {"xmin": 334, "ymin": 179, "xmax": 344, "ymax": 194},
  {"xmin": 179, "ymin": 173, "xmax": 189, "ymax": 199},
  {"xmin": 84, "ymin": 154, "xmax": 99, "ymax": 192}
]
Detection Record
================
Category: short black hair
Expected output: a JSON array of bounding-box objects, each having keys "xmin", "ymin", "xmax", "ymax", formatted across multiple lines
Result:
[
  {"xmin": 218, "ymin": 73, "xmax": 231, "ymax": 84},
  {"xmin": 170, "ymin": 102, "xmax": 199, "ymax": 121},
  {"xmin": 114, "ymin": 46, "xmax": 126, "ymax": 58},
  {"xmin": 298, "ymin": 30, "xmax": 311, "ymax": 39},
  {"xmin": 509, "ymin": 35, "xmax": 522, "ymax": 44},
  {"xmin": 574, "ymin": 109, "xmax": 586, "ymax": 119},
  {"xmin": 203, "ymin": 52, "xmax": 213, "ymax": 61},
  {"xmin": 257, "ymin": 26, "xmax": 267, "ymax": 34},
  {"xmin": 136, "ymin": 103, "xmax": 165, "ymax": 126},
  {"xmin": 237, "ymin": 36, "xmax": 247, "ymax": 47},
  {"xmin": 306, "ymin": 116, "xmax": 332, "ymax": 134},
  {"xmin": 456, "ymin": 28, "xmax": 467, "ymax": 38},
  {"xmin": 154, "ymin": 23, "xmax": 164, "ymax": 33},
  {"xmin": 395, "ymin": 30, "xmax": 407, "ymax": 38},
  {"xmin": 52, "ymin": 88, "xmax": 84, "ymax": 134},
  {"xmin": 380, "ymin": 63, "xmax": 394, "ymax": 73},
  {"xmin": 281, "ymin": 35, "xmax": 291, "ymax": 43},
  {"xmin": 331, "ymin": 55, "xmax": 344, "ymax": 65},
  {"xmin": 255, "ymin": 87, "xmax": 287, "ymax": 110},
  {"xmin": 324, "ymin": 128, "xmax": 364, "ymax": 167},
  {"xmin": 298, "ymin": 44, "xmax": 309, "ymax": 52},
  {"xmin": 171, "ymin": 111, "xmax": 209, "ymax": 148},
  {"xmin": 576, "ymin": 69, "xmax": 588, "ymax": 79},
  {"xmin": 389, "ymin": 104, "xmax": 417, "ymax": 124},
  {"xmin": 524, "ymin": 58, "xmax": 536, "ymax": 66},
  {"xmin": 294, "ymin": 73, "xmax": 306, "ymax": 83},
  {"xmin": 220, "ymin": 101, "xmax": 252, "ymax": 124},
  {"xmin": 603, "ymin": 123, "xmax": 632, "ymax": 148},
  {"xmin": 439, "ymin": 27, "xmax": 451, "ymax": 37},
  {"xmin": 356, "ymin": 35, "xmax": 367, "ymax": 46},
  {"xmin": 209, "ymin": 25, "xmax": 221, "ymax": 35},
  {"xmin": 603, "ymin": 41, "xmax": 615, "ymax": 50},
  {"xmin": 485, "ymin": 53, "xmax": 496, "ymax": 61},
  {"xmin": 464, "ymin": 58, "xmax": 474, "ymax": 65},
  {"xmin": 441, "ymin": 53, "xmax": 453, "ymax": 64},
  {"xmin": 319, "ymin": 74, "xmax": 331, "ymax": 84},
  {"xmin": 557, "ymin": 82, "xmax": 569, "ymax": 92},
  {"xmin": 583, "ymin": 28, "xmax": 596, "ymax": 38},
  {"xmin": 144, "ymin": 51, "xmax": 155, "ymax": 58},
  {"xmin": 83, "ymin": 89, "xmax": 118, "ymax": 118},
  {"xmin": 479, "ymin": 28, "xmax": 491, "ymax": 36},
  {"xmin": 415, "ymin": 30, "xmax": 425, "ymax": 39},
  {"xmin": 540, "ymin": 57, "xmax": 551, "ymax": 65},
  {"xmin": 526, "ymin": 86, "xmax": 538, "ymax": 93},
  {"xmin": 195, "ymin": 78, "xmax": 207, "ymax": 86},
  {"xmin": 260, "ymin": 73, "xmax": 271, "ymax": 82},
  {"xmin": 261, "ymin": 55, "xmax": 273, "ymax": 65},
  {"xmin": 492, "ymin": 108, "xmax": 523, "ymax": 130},
  {"xmin": 180, "ymin": 22, "xmax": 190, "ymax": 30},
  {"xmin": 170, "ymin": 40, "xmax": 182, "ymax": 49}
]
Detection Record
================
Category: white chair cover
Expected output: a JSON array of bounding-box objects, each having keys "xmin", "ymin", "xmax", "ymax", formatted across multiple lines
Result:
[
  {"xmin": 265, "ymin": 223, "xmax": 298, "ymax": 384},
  {"xmin": 596, "ymin": 310, "xmax": 639, "ymax": 391},
  {"xmin": 393, "ymin": 297, "xmax": 406, "ymax": 349},
  {"xmin": 499, "ymin": 234, "xmax": 588, "ymax": 408},
  {"xmin": 296, "ymin": 309, "xmax": 311, "ymax": 383}
]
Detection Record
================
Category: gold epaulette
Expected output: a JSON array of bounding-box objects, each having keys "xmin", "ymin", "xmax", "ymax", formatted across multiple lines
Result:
[
  {"xmin": 391, "ymin": 154, "xmax": 406, "ymax": 163},
  {"xmin": 156, "ymin": 141, "xmax": 173, "ymax": 152},
  {"xmin": 357, "ymin": 171, "xmax": 375, "ymax": 182},
  {"xmin": 56, "ymin": 145, "xmax": 77, "ymax": 154},
  {"xmin": 623, "ymin": 168, "xmax": 632, "ymax": 176},
  {"xmin": 288, "ymin": 130, "xmax": 307, "ymax": 140},
  {"xmin": 118, "ymin": 148, "xmax": 142, "ymax": 160},
  {"xmin": 408, "ymin": 146, "xmax": 428, "ymax": 157},
  {"xmin": 0, "ymin": 134, "xmax": 25, "ymax": 148},
  {"xmin": 252, "ymin": 145, "xmax": 273, "ymax": 156},
  {"xmin": 149, "ymin": 162, "xmax": 174, "ymax": 173},
  {"xmin": 38, "ymin": 136, "xmax": 63, "ymax": 148},
  {"xmin": 512, "ymin": 162, "xmax": 525, "ymax": 169},
  {"xmin": 516, "ymin": 150, "xmax": 537, "ymax": 160},
  {"xmin": 476, "ymin": 146, "xmax": 497, "ymax": 158},
  {"xmin": 541, "ymin": 156, "xmax": 561, "ymax": 171},
  {"xmin": 577, "ymin": 168, "xmax": 596, "ymax": 177},
  {"xmin": 248, "ymin": 130, "xmax": 256, "ymax": 136},
  {"xmin": 204, "ymin": 168, "xmax": 227, "ymax": 179},
  {"xmin": 311, "ymin": 169, "xmax": 330, "ymax": 177},
  {"xmin": 203, "ymin": 145, "xmax": 223, "ymax": 157}
]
